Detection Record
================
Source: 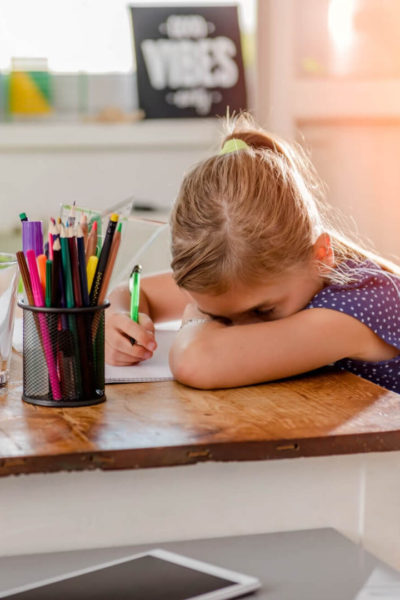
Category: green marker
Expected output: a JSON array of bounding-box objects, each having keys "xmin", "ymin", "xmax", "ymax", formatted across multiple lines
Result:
[
  {"xmin": 19, "ymin": 212, "xmax": 28, "ymax": 222},
  {"xmin": 129, "ymin": 264, "xmax": 142, "ymax": 323}
]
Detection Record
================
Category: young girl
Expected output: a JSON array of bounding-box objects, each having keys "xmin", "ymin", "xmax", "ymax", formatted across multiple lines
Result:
[{"xmin": 106, "ymin": 114, "xmax": 400, "ymax": 393}]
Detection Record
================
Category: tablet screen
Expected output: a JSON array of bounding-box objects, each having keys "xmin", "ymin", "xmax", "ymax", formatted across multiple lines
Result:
[{"xmin": 2, "ymin": 555, "xmax": 241, "ymax": 600}]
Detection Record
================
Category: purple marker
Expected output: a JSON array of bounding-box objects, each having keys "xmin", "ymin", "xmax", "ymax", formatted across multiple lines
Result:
[{"xmin": 22, "ymin": 221, "xmax": 43, "ymax": 257}]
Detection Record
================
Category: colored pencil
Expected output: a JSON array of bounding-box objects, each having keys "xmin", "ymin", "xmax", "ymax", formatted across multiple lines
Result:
[
  {"xmin": 69, "ymin": 201, "xmax": 76, "ymax": 227},
  {"xmin": 48, "ymin": 219, "xmax": 56, "ymax": 260},
  {"xmin": 90, "ymin": 213, "xmax": 118, "ymax": 306},
  {"xmin": 68, "ymin": 227, "xmax": 82, "ymax": 308},
  {"xmin": 69, "ymin": 227, "xmax": 94, "ymax": 396},
  {"xmin": 85, "ymin": 220, "xmax": 98, "ymax": 263},
  {"xmin": 60, "ymin": 226, "xmax": 75, "ymax": 308},
  {"xmin": 51, "ymin": 237, "xmax": 62, "ymax": 307},
  {"xmin": 16, "ymin": 251, "xmax": 35, "ymax": 307},
  {"xmin": 76, "ymin": 224, "xmax": 89, "ymax": 306},
  {"xmin": 80, "ymin": 213, "xmax": 88, "ymax": 250},
  {"xmin": 86, "ymin": 255, "xmax": 98, "ymax": 294},
  {"xmin": 97, "ymin": 222, "xmax": 122, "ymax": 306}
]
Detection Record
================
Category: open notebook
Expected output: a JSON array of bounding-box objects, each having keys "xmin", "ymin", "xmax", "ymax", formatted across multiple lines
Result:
[{"xmin": 105, "ymin": 321, "xmax": 179, "ymax": 383}]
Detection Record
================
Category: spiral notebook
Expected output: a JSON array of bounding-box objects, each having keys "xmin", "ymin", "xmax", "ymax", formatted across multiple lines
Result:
[{"xmin": 105, "ymin": 322, "xmax": 179, "ymax": 383}]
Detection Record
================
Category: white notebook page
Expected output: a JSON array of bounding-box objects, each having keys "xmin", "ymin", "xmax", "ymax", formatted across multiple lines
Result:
[{"xmin": 105, "ymin": 322, "xmax": 179, "ymax": 383}]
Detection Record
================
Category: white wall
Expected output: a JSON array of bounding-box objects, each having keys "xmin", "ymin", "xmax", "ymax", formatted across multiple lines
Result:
[{"xmin": 0, "ymin": 120, "xmax": 220, "ymax": 234}]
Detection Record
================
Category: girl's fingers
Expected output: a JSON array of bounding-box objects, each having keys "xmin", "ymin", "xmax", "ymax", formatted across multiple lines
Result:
[
  {"xmin": 138, "ymin": 312, "xmax": 155, "ymax": 334},
  {"xmin": 109, "ymin": 312, "xmax": 157, "ymax": 352},
  {"xmin": 105, "ymin": 311, "xmax": 157, "ymax": 366},
  {"xmin": 105, "ymin": 343, "xmax": 153, "ymax": 366},
  {"xmin": 105, "ymin": 336, "xmax": 153, "ymax": 365}
]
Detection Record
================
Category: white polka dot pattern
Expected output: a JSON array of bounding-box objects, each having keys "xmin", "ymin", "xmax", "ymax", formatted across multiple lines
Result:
[{"xmin": 306, "ymin": 260, "xmax": 400, "ymax": 394}]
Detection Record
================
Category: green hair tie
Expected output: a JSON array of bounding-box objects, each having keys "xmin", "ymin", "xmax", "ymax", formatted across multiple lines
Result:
[{"xmin": 219, "ymin": 138, "xmax": 250, "ymax": 155}]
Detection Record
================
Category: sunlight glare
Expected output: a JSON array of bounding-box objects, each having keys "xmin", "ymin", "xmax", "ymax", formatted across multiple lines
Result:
[{"xmin": 328, "ymin": 0, "xmax": 357, "ymax": 49}]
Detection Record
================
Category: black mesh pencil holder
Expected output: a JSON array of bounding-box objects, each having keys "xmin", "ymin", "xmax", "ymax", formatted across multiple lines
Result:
[{"xmin": 18, "ymin": 301, "xmax": 109, "ymax": 407}]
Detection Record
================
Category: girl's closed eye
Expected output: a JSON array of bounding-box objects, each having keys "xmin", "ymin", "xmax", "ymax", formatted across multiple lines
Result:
[
  {"xmin": 251, "ymin": 307, "xmax": 275, "ymax": 320},
  {"xmin": 214, "ymin": 315, "xmax": 232, "ymax": 326}
]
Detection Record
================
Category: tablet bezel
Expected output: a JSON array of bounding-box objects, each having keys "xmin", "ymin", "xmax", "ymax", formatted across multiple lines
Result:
[{"xmin": 0, "ymin": 548, "xmax": 261, "ymax": 600}]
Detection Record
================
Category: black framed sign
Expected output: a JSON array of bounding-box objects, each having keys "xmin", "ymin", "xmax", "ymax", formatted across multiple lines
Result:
[{"xmin": 130, "ymin": 4, "xmax": 247, "ymax": 118}]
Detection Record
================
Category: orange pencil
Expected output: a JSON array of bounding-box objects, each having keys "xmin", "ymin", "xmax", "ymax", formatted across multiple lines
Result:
[
  {"xmin": 85, "ymin": 220, "xmax": 98, "ymax": 264},
  {"xmin": 37, "ymin": 254, "xmax": 47, "ymax": 297}
]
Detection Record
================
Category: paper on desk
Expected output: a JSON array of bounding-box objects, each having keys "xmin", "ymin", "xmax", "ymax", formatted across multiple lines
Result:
[
  {"xmin": 105, "ymin": 321, "xmax": 179, "ymax": 383},
  {"xmin": 355, "ymin": 566, "xmax": 400, "ymax": 599}
]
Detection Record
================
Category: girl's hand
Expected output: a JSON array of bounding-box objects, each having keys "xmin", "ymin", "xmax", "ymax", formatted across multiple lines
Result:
[{"xmin": 105, "ymin": 311, "xmax": 157, "ymax": 366}]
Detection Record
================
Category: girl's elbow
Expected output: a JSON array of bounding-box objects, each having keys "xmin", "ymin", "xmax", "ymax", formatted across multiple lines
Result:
[{"xmin": 169, "ymin": 340, "xmax": 215, "ymax": 389}]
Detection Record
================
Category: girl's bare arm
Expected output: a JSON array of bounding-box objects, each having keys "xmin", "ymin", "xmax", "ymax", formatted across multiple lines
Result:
[
  {"xmin": 106, "ymin": 271, "xmax": 189, "ymax": 365},
  {"xmin": 169, "ymin": 306, "xmax": 395, "ymax": 389}
]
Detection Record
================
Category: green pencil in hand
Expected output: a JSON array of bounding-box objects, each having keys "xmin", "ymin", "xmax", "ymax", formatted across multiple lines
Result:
[
  {"xmin": 129, "ymin": 265, "xmax": 142, "ymax": 345},
  {"xmin": 129, "ymin": 264, "xmax": 142, "ymax": 323}
]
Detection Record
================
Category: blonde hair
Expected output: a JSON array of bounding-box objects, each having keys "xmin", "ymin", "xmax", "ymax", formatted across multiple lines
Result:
[{"xmin": 170, "ymin": 113, "xmax": 400, "ymax": 293}]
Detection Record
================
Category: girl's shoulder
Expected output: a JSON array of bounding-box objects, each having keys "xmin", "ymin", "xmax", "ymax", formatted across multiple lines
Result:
[
  {"xmin": 311, "ymin": 258, "xmax": 400, "ymax": 302},
  {"xmin": 307, "ymin": 258, "xmax": 400, "ymax": 351},
  {"xmin": 306, "ymin": 258, "xmax": 400, "ymax": 394}
]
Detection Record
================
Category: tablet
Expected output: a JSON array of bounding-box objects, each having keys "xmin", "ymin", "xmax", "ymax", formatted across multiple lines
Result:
[{"xmin": 0, "ymin": 548, "xmax": 261, "ymax": 600}]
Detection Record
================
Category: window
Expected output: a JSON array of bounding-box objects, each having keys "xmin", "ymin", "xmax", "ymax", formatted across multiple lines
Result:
[{"xmin": 0, "ymin": 0, "xmax": 255, "ymax": 73}]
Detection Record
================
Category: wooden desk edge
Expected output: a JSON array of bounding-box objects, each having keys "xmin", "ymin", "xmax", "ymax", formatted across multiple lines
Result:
[{"xmin": 2, "ymin": 429, "xmax": 400, "ymax": 478}]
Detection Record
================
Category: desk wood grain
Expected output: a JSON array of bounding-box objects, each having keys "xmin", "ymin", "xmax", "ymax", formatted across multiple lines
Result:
[{"xmin": 0, "ymin": 353, "xmax": 399, "ymax": 477}]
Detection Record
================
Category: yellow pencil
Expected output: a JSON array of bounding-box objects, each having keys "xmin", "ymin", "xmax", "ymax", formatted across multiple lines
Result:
[{"xmin": 86, "ymin": 255, "xmax": 98, "ymax": 294}]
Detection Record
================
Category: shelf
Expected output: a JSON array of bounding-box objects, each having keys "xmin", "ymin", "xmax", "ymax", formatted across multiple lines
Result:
[{"xmin": 0, "ymin": 118, "xmax": 220, "ymax": 152}]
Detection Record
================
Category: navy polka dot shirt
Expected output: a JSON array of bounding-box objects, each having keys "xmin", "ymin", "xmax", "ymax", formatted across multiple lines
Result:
[{"xmin": 306, "ymin": 259, "xmax": 400, "ymax": 394}]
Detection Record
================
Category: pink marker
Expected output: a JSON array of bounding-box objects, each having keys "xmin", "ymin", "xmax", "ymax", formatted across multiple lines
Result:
[{"xmin": 26, "ymin": 249, "xmax": 62, "ymax": 401}]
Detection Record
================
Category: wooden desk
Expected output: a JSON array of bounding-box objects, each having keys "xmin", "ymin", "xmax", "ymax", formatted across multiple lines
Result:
[
  {"xmin": 1, "ymin": 353, "xmax": 399, "ymax": 478},
  {"xmin": 1, "ymin": 353, "xmax": 400, "ymax": 566}
]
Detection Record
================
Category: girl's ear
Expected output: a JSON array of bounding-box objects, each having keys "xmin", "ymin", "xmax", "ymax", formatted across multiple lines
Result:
[{"xmin": 313, "ymin": 232, "xmax": 334, "ymax": 267}]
